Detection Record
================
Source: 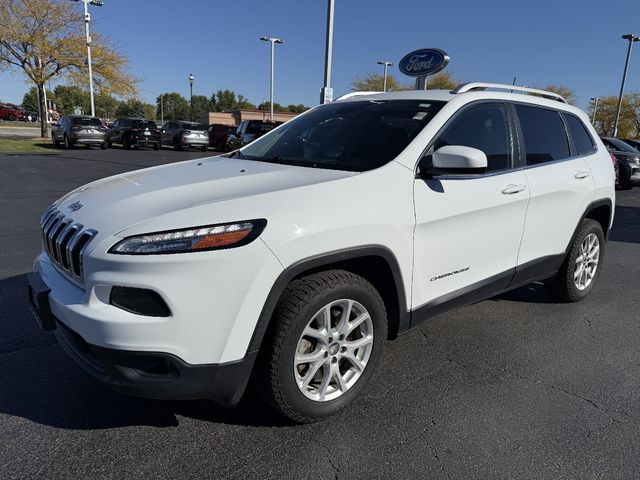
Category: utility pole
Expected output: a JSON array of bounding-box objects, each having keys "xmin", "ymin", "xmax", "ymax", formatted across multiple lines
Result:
[
  {"xmin": 320, "ymin": 0, "xmax": 335, "ymax": 104},
  {"xmin": 189, "ymin": 73, "xmax": 194, "ymax": 121},
  {"xmin": 71, "ymin": 0, "xmax": 103, "ymax": 117},
  {"xmin": 377, "ymin": 61, "xmax": 394, "ymax": 92},
  {"xmin": 613, "ymin": 34, "xmax": 639, "ymax": 137},
  {"xmin": 590, "ymin": 97, "xmax": 600, "ymax": 124},
  {"xmin": 260, "ymin": 36, "xmax": 284, "ymax": 122}
]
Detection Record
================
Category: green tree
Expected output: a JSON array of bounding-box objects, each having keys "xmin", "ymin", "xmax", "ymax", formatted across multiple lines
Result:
[
  {"xmin": 191, "ymin": 94, "xmax": 212, "ymax": 120},
  {"xmin": 538, "ymin": 85, "xmax": 576, "ymax": 106},
  {"xmin": 0, "ymin": 0, "xmax": 136, "ymax": 137},
  {"xmin": 287, "ymin": 104, "xmax": 308, "ymax": 114},
  {"xmin": 351, "ymin": 73, "xmax": 405, "ymax": 92},
  {"xmin": 214, "ymin": 90, "xmax": 237, "ymax": 111},
  {"xmin": 587, "ymin": 94, "xmax": 639, "ymax": 138},
  {"xmin": 425, "ymin": 71, "xmax": 458, "ymax": 90},
  {"xmin": 22, "ymin": 86, "xmax": 54, "ymax": 112},
  {"xmin": 159, "ymin": 92, "xmax": 190, "ymax": 120},
  {"xmin": 53, "ymin": 85, "xmax": 89, "ymax": 115},
  {"xmin": 95, "ymin": 93, "xmax": 119, "ymax": 119}
]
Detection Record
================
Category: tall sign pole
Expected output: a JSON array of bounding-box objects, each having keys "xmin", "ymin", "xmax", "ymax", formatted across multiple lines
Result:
[{"xmin": 320, "ymin": 0, "xmax": 335, "ymax": 104}]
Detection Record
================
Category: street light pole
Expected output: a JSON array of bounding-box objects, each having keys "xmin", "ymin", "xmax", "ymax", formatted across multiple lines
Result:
[
  {"xmin": 612, "ymin": 34, "xmax": 640, "ymax": 137},
  {"xmin": 189, "ymin": 73, "xmax": 194, "ymax": 121},
  {"xmin": 377, "ymin": 61, "xmax": 393, "ymax": 92},
  {"xmin": 260, "ymin": 36, "xmax": 284, "ymax": 122},
  {"xmin": 71, "ymin": 0, "xmax": 103, "ymax": 117},
  {"xmin": 320, "ymin": 0, "xmax": 335, "ymax": 104},
  {"xmin": 590, "ymin": 97, "xmax": 600, "ymax": 124}
]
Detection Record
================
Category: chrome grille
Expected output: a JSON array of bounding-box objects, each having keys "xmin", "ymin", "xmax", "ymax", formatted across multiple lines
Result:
[{"xmin": 40, "ymin": 206, "xmax": 97, "ymax": 284}]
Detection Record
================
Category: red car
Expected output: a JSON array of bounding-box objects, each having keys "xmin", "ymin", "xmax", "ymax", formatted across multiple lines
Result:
[
  {"xmin": 0, "ymin": 103, "xmax": 26, "ymax": 121},
  {"xmin": 208, "ymin": 124, "xmax": 236, "ymax": 151}
]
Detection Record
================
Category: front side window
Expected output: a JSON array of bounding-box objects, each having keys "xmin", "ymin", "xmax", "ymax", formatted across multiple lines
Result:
[
  {"xmin": 432, "ymin": 102, "xmax": 512, "ymax": 172},
  {"xmin": 516, "ymin": 105, "xmax": 570, "ymax": 165},
  {"xmin": 240, "ymin": 100, "xmax": 446, "ymax": 172},
  {"xmin": 565, "ymin": 114, "xmax": 595, "ymax": 156}
]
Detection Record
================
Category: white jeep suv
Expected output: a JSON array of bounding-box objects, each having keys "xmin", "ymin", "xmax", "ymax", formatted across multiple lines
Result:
[{"xmin": 27, "ymin": 83, "xmax": 615, "ymax": 423}]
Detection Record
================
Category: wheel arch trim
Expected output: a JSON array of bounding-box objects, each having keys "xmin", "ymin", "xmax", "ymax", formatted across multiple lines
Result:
[{"xmin": 246, "ymin": 245, "xmax": 409, "ymax": 354}]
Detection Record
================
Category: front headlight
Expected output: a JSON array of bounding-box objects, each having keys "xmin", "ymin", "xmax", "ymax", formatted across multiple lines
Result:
[{"xmin": 109, "ymin": 219, "xmax": 267, "ymax": 255}]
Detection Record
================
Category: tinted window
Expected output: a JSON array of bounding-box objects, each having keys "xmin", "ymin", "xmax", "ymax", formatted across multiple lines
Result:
[
  {"xmin": 602, "ymin": 137, "xmax": 639, "ymax": 153},
  {"xmin": 131, "ymin": 120, "xmax": 157, "ymax": 129},
  {"xmin": 516, "ymin": 105, "xmax": 569, "ymax": 165},
  {"xmin": 241, "ymin": 100, "xmax": 446, "ymax": 172},
  {"xmin": 72, "ymin": 116, "xmax": 102, "ymax": 126},
  {"xmin": 179, "ymin": 122, "xmax": 206, "ymax": 131},
  {"xmin": 433, "ymin": 103, "xmax": 512, "ymax": 172},
  {"xmin": 565, "ymin": 114, "xmax": 595, "ymax": 156}
]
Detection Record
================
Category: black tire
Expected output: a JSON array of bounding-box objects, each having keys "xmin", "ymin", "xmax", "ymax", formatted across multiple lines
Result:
[
  {"xmin": 51, "ymin": 134, "xmax": 60, "ymax": 147},
  {"xmin": 257, "ymin": 270, "xmax": 387, "ymax": 423},
  {"xmin": 8, "ymin": 113, "xmax": 16, "ymax": 121},
  {"xmin": 63, "ymin": 134, "xmax": 72, "ymax": 150},
  {"xmin": 200, "ymin": 145, "xmax": 208, "ymax": 152},
  {"xmin": 107, "ymin": 141, "xmax": 112, "ymax": 148},
  {"xmin": 122, "ymin": 136, "xmax": 131, "ymax": 150},
  {"xmin": 618, "ymin": 165, "xmax": 633, "ymax": 190},
  {"xmin": 546, "ymin": 219, "xmax": 605, "ymax": 303},
  {"xmin": 100, "ymin": 142, "xmax": 107, "ymax": 150},
  {"xmin": 173, "ymin": 138, "xmax": 182, "ymax": 151},
  {"xmin": 153, "ymin": 142, "xmax": 160, "ymax": 151}
]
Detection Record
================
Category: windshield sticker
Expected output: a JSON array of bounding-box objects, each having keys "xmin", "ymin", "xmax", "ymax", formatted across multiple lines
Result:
[{"xmin": 413, "ymin": 112, "xmax": 428, "ymax": 120}]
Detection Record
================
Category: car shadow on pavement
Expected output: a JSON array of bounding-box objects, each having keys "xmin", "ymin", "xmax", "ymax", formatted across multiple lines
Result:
[
  {"xmin": 0, "ymin": 274, "xmax": 286, "ymax": 430},
  {"xmin": 609, "ymin": 205, "xmax": 640, "ymax": 244}
]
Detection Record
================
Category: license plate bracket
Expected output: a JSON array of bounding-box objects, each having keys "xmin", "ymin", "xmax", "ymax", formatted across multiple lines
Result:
[{"xmin": 26, "ymin": 272, "xmax": 56, "ymax": 331}]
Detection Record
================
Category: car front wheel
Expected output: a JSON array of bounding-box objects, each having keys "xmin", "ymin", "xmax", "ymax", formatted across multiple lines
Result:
[{"xmin": 258, "ymin": 270, "xmax": 387, "ymax": 423}]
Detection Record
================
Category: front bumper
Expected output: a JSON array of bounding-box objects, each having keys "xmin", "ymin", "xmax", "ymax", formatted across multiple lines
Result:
[{"xmin": 27, "ymin": 269, "xmax": 259, "ymax": 405}]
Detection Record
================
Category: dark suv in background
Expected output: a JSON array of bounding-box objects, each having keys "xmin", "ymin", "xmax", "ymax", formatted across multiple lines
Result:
[
  {"xmin": 227, "ymin": 120, "xmax": 282, "ymax": 151},
  {"xmin": 208, "ymin": 124, "xmax": 236, "ymax": 151},
  {"xmin": 52, "ymin": 115, "xmax": 108, "ymax": 149},
  {"xmin": 108, "ymin": 118, "xmax": 161, "ymax": 150},
  {"xmin": 601, "ymin": 137, "xmax": 640, "ymax": 189},
  {"xmin": 161, "ymin": 121, "xmax": 209, "ymax": 151}
]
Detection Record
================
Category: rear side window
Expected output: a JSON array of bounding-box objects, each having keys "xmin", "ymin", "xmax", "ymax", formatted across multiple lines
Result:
[
  {"xmin": 515, "ymin": 105, "xmax": 569, "ymax": 165},
  {"xmin": 565, "ymin": 114, "xmax": 595, "ymax": 156}
]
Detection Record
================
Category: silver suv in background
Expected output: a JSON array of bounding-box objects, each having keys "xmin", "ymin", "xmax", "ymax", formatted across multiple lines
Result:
[
  {"xmin": 51, "ymin": 115, "xmax": 108, "ymax": 150},
  {"xmin": 161, "ymin": 121, "xmax": 209, "ymax": 151}
]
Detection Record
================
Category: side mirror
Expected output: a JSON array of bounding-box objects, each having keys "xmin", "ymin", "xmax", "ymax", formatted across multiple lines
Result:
[{"xmin": 421, "ymin": 145, "xmax": 487, "ymax": 177}]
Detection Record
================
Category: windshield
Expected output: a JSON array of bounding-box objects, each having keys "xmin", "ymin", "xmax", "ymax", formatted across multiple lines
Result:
[
  {"xmin": 240, "ymin": 100, "xmax": 446, "ymax": 171},
  {"xmin": 180, "ymin": 122, "xmax": 206, "ymax": 131},
  {"xmin": 604, "ymin": 137, "xmax": 639, "ymax": 154},
  {"xmin": 72, "ymin": 117, "xmax": 102, "ymax": 126}
]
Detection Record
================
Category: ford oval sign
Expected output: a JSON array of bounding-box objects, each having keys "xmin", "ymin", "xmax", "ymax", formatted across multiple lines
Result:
[{"xmin": 399, "ymin": 48, "xmax": 450, "ymax": 77}]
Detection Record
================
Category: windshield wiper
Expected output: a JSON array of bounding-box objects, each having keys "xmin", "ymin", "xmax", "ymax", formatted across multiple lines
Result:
[{"xmin": 234, "ymin": 149, "xmax": 245, "ymax": 159}]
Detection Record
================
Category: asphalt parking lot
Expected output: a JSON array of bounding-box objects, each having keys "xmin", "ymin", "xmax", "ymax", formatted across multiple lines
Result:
[{"xmin": 1, "ymin": 147, "xmax": 639, "ymax": 479}]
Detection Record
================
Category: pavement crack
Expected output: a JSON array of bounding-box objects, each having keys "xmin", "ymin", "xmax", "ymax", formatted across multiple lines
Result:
[{"xmin": 311, "ymin": 438, "xmax": 341, "ymax": 480}]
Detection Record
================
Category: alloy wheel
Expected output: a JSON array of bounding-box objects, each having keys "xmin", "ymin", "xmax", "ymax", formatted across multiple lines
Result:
[
  {"xmin": 574, "ymin": 233, "xmax": 600, "ymax": 290},
  {"xmin": 294, "ymin": 299, "xmax": 374, "ymax": 402}
]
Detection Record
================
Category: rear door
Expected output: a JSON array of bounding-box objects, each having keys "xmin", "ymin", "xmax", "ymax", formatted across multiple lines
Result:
[
  {"xmin": 412, "ymin": 101, "xmax": 530, "ymax": 308},
  {"xmin": 513, "ymin": 103, "xmax": 596, "ymax": 266}
]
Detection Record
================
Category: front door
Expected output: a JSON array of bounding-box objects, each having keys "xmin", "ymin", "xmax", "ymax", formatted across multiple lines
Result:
[{"xmin": 412, "ymin": 101, "xmax": 530, "ymax": 311}]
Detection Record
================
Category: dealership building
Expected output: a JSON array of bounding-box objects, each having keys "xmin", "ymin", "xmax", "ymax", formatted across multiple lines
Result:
[{"xmin": 200, "ymin": 108, "xmax": 298, "ymax": 126}]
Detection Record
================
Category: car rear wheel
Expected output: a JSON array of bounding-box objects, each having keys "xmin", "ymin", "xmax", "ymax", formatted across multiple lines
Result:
[
  {"xmin": 100, "ymin": 142, "xmax": 107, "ymax": 150},
  {"xmin": 546, "ymin": 219, "xmax": 604, "ymax": 302},
  {"xmin": 8, "ymin": 113, "xmax": 16, "ymax": 121},
  {"xmin": 153, "ymin": 142, "xmax": 160, "ymax": 151},
  {"xmin": 200, "ymin": 145, "xmax": 208, "ymax": 152},
  {"xmin": 122, "ymin": 136, "xmax": 131, "ymax": 150},
  {"xmin": 63, "ymin": 135, "xmax": 72, "ymax": 150},
  {"xmin": 257, "ymin": 270, "xmax": 387, "ymax": 423}
]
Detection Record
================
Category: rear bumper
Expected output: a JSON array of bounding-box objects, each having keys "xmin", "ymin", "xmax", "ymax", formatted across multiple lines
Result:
[
  {"xmin": 71, "ymin": 134, "xmax": 107, "ymax": 144},
  {"xmin": 53, "ymin": 319, "xmax": 256, "ymax": 405}
]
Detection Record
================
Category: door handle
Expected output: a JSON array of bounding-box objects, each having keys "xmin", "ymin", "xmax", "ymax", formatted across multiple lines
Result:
[
  {"xmin": 501, "ymin": 184, "xmax": 526, "ymax": 195},
  {"xmin": 574, "ymin": 170, "xmax": 591, "ymax": 180}
]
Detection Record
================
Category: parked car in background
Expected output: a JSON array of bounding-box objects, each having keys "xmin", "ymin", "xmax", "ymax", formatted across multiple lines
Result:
[
  {"xmin": 227, "ymin": 120, "xmax": 283, "ymax": 151},
  {"xmin": 621, "ymin": 138, "xmax": 640, "ymax": 150},
  {"xmin": 108, "ymin": 118, "xmax": 161, "ymax": 150},
  {"xmin": 51, "ymin": 115, "xmax": 108, "ymax": 149},
  {"xmin": 208, "ymin": 124, "xmax": 236, "ymax": 151},
  {"xmin": 0, "ymin": 103, "xmax": 26, "ymax": 121},
  {"xmin": 161, "ymin": 121, "xmax": 209, "ymax": 151},
  {"xmin": 600, "ymin": 137, "xmax": 640, "ymax": 189},
  {"xmin": 25, "ymin": 111, "xmax": 39, "ymax": 122}
]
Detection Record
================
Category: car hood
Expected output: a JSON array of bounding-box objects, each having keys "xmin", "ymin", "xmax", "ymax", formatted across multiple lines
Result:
[{"xmin": 52, "ymin": 156, "xmax": 355, "ymax": 242}]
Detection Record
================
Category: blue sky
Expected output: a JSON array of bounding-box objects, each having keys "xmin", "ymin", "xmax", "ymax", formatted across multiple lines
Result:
[{"xmin": 1, "ymin": 0, "xmax": 640, "ymax": 110}]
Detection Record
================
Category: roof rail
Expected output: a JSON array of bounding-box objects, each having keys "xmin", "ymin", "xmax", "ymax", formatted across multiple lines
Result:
[
  {"xmin": 335, "ymin": 91, "xmax": 383, "ymax": 101},
  {"xmin": 451, "ymin": 82, "xmax": 568, "ymax": 104}
]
